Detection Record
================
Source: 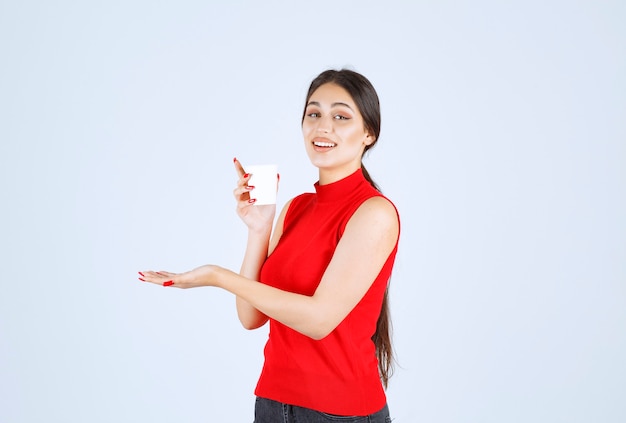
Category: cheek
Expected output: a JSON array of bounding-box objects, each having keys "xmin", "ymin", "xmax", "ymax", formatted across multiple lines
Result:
[
  {"xmin": 302, "ymin": 126, "xmax": 313, "ymax": 148},
  {"xmin": 301, "ymin": 122, "xmax": 312, "ymax": 137},
  {"xmin": 342, "ymin": 127, "xmax": 365, "ymax": 144}
]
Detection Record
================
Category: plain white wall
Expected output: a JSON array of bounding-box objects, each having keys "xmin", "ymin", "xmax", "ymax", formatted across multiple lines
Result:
[{"xmin": 1, "ymin": 1, "xmax": 624, "ymax": 422}]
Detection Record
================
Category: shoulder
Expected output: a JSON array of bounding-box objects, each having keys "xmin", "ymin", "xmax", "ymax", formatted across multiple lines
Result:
[
  {"xmin": 291, "ymin": 192, "xmax": 315, "ymax": 203},
  {"xmin": 350, "ymin": 196, "xmax": 399, "ymax": 231},
  {"xmin": 339, "ymin": 195, "xmax": 400, "ymax": 257},
  {"xmin": 286, "ymin": 192, "xmax": 315, "ymax": 213},
  {"xmin": 282, "ymin": 192, "xmax": 315, "ymax": 227}
]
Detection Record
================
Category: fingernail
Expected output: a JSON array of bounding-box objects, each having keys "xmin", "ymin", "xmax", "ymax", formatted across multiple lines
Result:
[
  {"xmin": 277, "ymin": 173, "xmax": 280, "ymax": 180},
  {"xmin": 163, "ymin": 281, "xmax": 174, "ymax": 287},
  {"xmin": 233, "ymin": 157, "xmax": 237, "ymax": 162},
  {"xmin": 248, "ymin": 198, "xmax": 256, "ymax": 204},
  {"xmin": 138, "ymin": 277, "xmax": 145, "ymax": 282},
  {"xmin": 246, "ymin": 185, "xmax": 255, "ymax": 190},
  {"xmin": 138, "ymin": 271, "xmax": 144, "ymax": 277},
  {"xmin": 243, "ymin": 173, "xmax": 250, "ymax": 178}
]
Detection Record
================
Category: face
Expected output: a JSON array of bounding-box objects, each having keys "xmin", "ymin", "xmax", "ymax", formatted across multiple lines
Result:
[{"xmin": 302, "ymin": 83, "xmax": 374, "ymax": 181}]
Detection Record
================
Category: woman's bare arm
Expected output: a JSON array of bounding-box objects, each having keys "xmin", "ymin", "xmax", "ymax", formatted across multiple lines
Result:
[
  {"xmin": 141, "ymin": 196, "xmax": 399, "ymax": 340},
  {"xmin": 236, "ymin": 200, "xmax": 291, "ymax": 329}
]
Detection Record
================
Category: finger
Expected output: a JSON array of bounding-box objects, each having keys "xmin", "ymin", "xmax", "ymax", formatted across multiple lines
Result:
[
  {"xmin": 233, "ymin": 183, "xmax": 254, "ymax": 195},
  {"xmin": 233, "ymin": 157, "xmax": 246, "ymax": 178},
  {"xmin": 236, "ymin": 198, "xmax": 256, "ymax": 212},
  {"xmin": 139, "ymin": 271, "xmax": 170, "ymax": 284},
  {"xmin": 138, "ymin": 275, "xmax": 164, "ymax": 286},
  {"xmin": 233, "ymin": 185, "xmax": 251, "ymax": 202}
]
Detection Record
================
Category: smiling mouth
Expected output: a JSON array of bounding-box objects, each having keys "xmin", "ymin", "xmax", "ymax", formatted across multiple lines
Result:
[{"xmin": 313, "ymin": 140, "xmax": 337, "ymax": 148}]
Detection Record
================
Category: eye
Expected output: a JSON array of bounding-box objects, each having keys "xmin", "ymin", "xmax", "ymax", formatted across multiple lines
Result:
[
  {"xmin": 306, "ymin": 111, "xmax": 320, "ymax": 118},
  {"xmin": 334, "ymin": 114, "xmax": 350, "ymax": 120}
]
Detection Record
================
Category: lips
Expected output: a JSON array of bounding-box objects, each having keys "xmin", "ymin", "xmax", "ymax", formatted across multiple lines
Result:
[{"xmin": 312, "ymin": 138, "xmax": 337, "ymax": 148}]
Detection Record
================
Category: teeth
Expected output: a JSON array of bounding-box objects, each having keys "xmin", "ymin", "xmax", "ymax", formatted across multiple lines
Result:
[{"xmin": 314, "ymin": 141, "xmax": 336, "ymax": 147}]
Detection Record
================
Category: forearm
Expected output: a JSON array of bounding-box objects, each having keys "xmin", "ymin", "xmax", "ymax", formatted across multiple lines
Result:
[
  {"xmin": 236, "ymin": 227, "xmax": 272, "ymax": 329},
  {"xmin": 217, "ymin": 267, "xmax": 328, "ymax": 340},
  {"xmin": 239, "ymin": 226, "xmax": 271, "ymax": 279}
]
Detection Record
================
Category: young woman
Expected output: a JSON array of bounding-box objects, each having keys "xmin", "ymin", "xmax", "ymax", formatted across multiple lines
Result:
[{"xmin": 139, "ymin": 69, "xmax": 400, "ymax": 423}]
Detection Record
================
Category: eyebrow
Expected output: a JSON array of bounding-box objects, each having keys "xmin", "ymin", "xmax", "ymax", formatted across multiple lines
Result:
[{"xmin": 306, "ymin": 101, "xmax": 354, "ymax": 111}]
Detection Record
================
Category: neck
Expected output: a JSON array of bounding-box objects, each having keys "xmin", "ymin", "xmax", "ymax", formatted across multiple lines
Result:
[{"xmin": 318, "ymin": 163, "xmax": 362, "ymax": 186}]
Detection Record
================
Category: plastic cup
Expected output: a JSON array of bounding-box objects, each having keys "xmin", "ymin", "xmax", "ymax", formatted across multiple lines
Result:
[{"xmin": 246, "ymin": 164, "xmax": 277, "ymax": 205}]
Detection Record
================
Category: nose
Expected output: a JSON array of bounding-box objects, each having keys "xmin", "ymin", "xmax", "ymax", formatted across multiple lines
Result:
[{"xmin": 316, "ymin": 115, "xmax": 332, "ymax": 134}]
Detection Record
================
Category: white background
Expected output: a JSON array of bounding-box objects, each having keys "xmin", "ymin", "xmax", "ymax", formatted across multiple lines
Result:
[{"xmin": 1, "ymin": 1, "xmax": 624, "ymax": 422}]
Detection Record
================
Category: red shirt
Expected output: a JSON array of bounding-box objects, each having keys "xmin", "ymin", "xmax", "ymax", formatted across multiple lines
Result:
[{"xmin": 255, "ymin": 169, "xmax": 400, "ymax": 415}]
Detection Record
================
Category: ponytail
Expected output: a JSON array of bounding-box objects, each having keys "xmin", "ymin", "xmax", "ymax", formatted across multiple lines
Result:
[
  {"xmin": 362, "ymin": 163, "xmax": 395, "ymax": 388},
  {"xmin": 360, "ymin": 163, "xmax": 380, "ymax": 192},
  {"xmin": 372, "ymin": 287, "xmax": 394, "ymax": 388}
]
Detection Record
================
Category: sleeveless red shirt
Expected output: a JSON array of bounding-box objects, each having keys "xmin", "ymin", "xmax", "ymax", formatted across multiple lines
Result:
[{"xmin": 255, "ymin": 169, "xmax": 400, "ymax": 416}]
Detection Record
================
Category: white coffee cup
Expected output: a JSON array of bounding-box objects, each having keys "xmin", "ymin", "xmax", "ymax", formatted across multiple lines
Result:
[{"xmin": 246, "ymin": 164, "xmax": 278, "ymax": 205}]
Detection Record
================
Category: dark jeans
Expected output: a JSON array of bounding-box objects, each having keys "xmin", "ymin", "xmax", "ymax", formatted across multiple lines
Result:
[{"xmin": 254, "ymin": 397, "xmax": 392, "ymax": 423}]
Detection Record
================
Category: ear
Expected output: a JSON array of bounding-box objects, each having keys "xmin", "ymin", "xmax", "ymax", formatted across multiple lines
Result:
[{"xmin": 364, "ymin": 132, "xmax": 375, "ymax": 146}]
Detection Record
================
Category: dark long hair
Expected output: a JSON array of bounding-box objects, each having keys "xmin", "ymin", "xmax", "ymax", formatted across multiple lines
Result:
[{"xmin": 302, "ymin": 69, "xmax": 394, "ymax": 388}]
